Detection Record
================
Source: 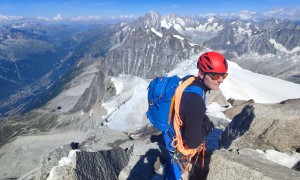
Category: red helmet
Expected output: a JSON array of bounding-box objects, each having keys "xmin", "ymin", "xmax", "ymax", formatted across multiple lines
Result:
[{"xmin": 197, "ymin": 51, "xmax": 228, "ymax": 73}]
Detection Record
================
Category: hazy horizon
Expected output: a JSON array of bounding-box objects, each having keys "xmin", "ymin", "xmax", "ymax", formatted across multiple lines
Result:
[{"xmin": 0, "ymin": 0, "xmax": 300, "ymax": 22}]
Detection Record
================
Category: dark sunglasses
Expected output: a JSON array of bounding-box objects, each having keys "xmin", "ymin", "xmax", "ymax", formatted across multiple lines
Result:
[{"xmin": 206, "ymin": 73, "xmax": 228, "ymax": 80}]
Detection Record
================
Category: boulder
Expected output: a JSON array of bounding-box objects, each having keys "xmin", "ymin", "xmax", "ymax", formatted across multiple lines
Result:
[
  {"xmin": 75, "ymin": 147, "xmax": 130, "ymax": 180},
  {"xmin": 224, "ymin": 99, "xmax": 255, "ymax": 119},
  {"xmin": 207, "ymin": 149, "xmax": 300, "ymax": 180},
  {"xmin": 292, "ymin": 161, "xmax": 300, "ymax": 171},
  {"xmin": 47, "ymin": 165, "xmax": 77, "ymax": 180},
  {"xmin": 35, "ymin": 145, "xmax": 71, "ymax": 180},
  {"xmin": 206, "ymin": 89, "xmax": 229, "ymax": 107},
  {"xmin": 220, "ymin": 99, "xmax": 300, "ymax": 152}
]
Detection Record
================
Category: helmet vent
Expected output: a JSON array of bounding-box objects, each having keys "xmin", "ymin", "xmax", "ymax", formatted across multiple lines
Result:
[
  {"xmin": 207, "ymin": 64, "xmax": 213, "ymax": 70},
  {"xmin": 204, "ymin": 56, "xmax": 211, "ymax": 63},
  {"xmin": 200, "ymin": 64, "xmax": 205, "ymax": 70}
]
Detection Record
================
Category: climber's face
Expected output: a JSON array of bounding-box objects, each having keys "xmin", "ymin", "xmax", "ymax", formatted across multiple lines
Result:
[{"xmin": 198, "ymin": 71, "xmax": 227, "ymax": 90}]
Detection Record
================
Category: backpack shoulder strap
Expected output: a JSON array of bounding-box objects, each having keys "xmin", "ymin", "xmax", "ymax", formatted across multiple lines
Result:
[
  {"xmin": 180, "ymin": 76, "xmax": 205, "ymax": 100},
  {"xmin": 167, "ymin": 76, "xmax": 197, "ymax": 126},
  {"xmin": 183, "ymin": 86, "xmax": 205, "ymax": 101}
]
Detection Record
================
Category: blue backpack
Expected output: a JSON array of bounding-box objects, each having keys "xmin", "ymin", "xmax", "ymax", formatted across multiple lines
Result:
[{"xmin": 146, "ymin": 75, "xmax": 204, "ymax": 132}]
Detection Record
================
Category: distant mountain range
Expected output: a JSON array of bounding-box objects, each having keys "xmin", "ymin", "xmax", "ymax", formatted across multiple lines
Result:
[{"xmin": 0, "ymin": 11, "xmax": 299, "ymax": 118}]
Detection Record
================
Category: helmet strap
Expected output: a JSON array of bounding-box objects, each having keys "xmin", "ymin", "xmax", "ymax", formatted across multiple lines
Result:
[{"xmin": 197, "ymin": 73, "xmax": 211, "ymax": 92}]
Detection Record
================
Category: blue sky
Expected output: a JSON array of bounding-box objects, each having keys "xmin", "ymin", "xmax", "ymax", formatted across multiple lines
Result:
[{"xmin": 0, "ymin": 0, "xmax": 300, "ymax": 21}]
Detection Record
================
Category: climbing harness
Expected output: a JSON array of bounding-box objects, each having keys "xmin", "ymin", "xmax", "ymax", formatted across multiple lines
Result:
[
  {"xmin": 190, "ymin": 142, "xmax": 206, "ymax": 178},
  {"xmin": 169, "ymin": 142, "xmax": 206, "ymax": 180}
]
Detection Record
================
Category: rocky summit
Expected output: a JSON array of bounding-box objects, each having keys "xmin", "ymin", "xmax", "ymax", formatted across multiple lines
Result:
[
  {"xmin": 7, "ymin": 94, "xmax": 300, "ymax": 180},
  {"xmin": 220, "ymin": 99, "xmax": 300, "ymax": 152},
  {"xmin": 211, "ymin": 98, "xmax": 300, "ymax": 180}
]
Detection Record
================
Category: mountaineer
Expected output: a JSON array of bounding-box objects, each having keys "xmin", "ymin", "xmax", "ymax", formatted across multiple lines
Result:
[{"xmin": 147, "ymin": 51, "xmax": 228, "ymax": 179}]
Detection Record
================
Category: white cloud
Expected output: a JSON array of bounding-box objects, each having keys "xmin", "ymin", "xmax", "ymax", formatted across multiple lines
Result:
[
  {"xmin": 198, "ymin": 7, "xmax": 300, "ymax": 21},
  {"xmin": 218, "ymin": 10, "xmax": 258, "ymax": 20},
  {"xmin": 50, "ymin": 14, "xmax": 103, "ymax": 22},
  {"xmin": 197, "ymin": 13, "xmax": 217, "ymax": 18},
  {"xmin": 219, "ymin": 12, "xmax": 235, "ymax": 18},
  {"xmin": 36, "ymin": 16, "xmax": 50, "ymax": 21},
  {"xmin": 263, "ymin": 7, "xmax": 286, "ymax": 18},
  {"xmin": 35, "ymin": 14, "xmax": 136, "ymax": 22},
  {"xmin": 0, "ymin": 14, "xmax": 23, "ymax": 21},
  {"xmin": 238, "ymin": 10, "xmax": 257, "ymax": 20},
  {"xmin": 53, "ymin": 14, "xmax": 64, "ymax": 21},
  {"xmin": 104, "ymin": 15, "xmax": 137, "ymax": 20},
  {"xmin": 264, "ymin": 7, "xmax": 300, "ymax": 20},
  {"xmin": 71, "ymin": 15, "xmax": 102, "ymax": 21},
  {"xmin": 119, "ymin": 14, "xmax": 138, "ymax": 19},
  {"xmin": 218, "ymin": 7, "xmax": 300, "ymax": 21}
]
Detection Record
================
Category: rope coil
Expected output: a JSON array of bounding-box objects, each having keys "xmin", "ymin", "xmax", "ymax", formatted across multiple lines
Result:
[
  {"xmin": 170, "ymin": 76, "xmax": 197, "ymax": 156},
  {"xmin": 167, "ymin": 76, "xmax": 207, "ymax": 179}
]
